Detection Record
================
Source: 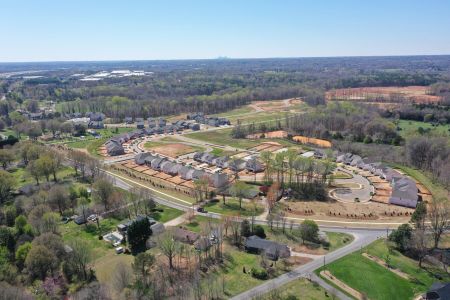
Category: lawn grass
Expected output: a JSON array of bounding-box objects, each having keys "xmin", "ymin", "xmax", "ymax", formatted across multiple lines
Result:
[
  {"xmin": 212, "ymin": 245, "xmax": 289, "ymax": 297},
  {"xmin": 150, "ymin": 205, "xmax": 184, "ymax": 223},
  {"xmin": 211, "ymin": 106, "xmax": 255, "ymax": 118},
  {"xmin": 326, "ymin": 232, "xmax": 354, "ymax": 252},
  {"xmin": 203, "ymin": 198, "xmax": 264, "ymax": 217},
  {"xmin": 10, "ymin": 165, "xmax": 75, "ymax": 188},
  {"xmin": 183, "ymin": 215, "xmax": 220, "ymax": 233},
  {"xmin": 257, "ymin": 278, "xmax": 327, "ymax": 300},
  {"xmin": 318, "ymin": 239, "xmax": 450, "ymax": 300}
]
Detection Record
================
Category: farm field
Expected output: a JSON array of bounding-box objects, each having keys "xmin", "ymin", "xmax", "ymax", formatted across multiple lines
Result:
[{"xmin": 318, "ymin": 239, "xmax": 450, "ymax": 300}]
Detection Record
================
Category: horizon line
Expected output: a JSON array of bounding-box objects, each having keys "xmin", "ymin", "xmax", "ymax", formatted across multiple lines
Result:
[{"xmin": 1, "ymin": 53, "xmax": 450, "ymax": 64}]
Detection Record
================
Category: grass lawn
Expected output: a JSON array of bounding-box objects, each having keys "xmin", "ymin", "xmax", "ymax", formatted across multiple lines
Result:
[
  {"xmin": 211, "ymin": 245, "xmax": 289, "ymax": 297},
  {"xmin": 388, "ymin": 163, "xmax": 447, "ymax": 198},
  {"xmin": 258, "ymin": 278, "xmax": 327, "ymax": 300},
  {"xmin": 204, "ymin": 198, "xmax": 264, "ymax": 217},
  {"xmin": 183, "ymin": 215, "xmax": 220, "ymax": 233},
  {"xmin": 94, "ymin": 252, "xmax": 134, "ymax": 283},
  {"xmin": 10, "ymin": 165, "xmax": 75, "ymax": 188},
  {"xmin": 326, "ymin": 232, "xmax": 354, "ymax": 252},
  {"xmin": 318, "ymin": 239, "xmax": 450, "ymax": 300},
  {"xmin": 150, "ymin": 205, "xmax": 184, "ymax": 223}
]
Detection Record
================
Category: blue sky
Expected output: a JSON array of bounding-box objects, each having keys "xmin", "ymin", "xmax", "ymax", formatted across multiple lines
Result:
[{"xmin": 1, "ymin": 0, "xmax": 450, "ymax": 62}]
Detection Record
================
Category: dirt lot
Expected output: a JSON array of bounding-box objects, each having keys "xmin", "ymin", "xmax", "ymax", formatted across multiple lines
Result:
[
  {"xmin": 326, "ymin": 86, "xmax": 441, "ymax": 104},
  {"xmin": 292, "ymin": 135, "xmax": 332, "ymax": 148},
  {"xmin": 283, "ymin": 200, "xmax": 413, "ymax": 222},
  {"xmin": 247, "ymin": 130, "xmax": 287, "ymax": 139},
  {"xmin": 145, "ymin": 143, "xmax": 199, "ymax": 158}
]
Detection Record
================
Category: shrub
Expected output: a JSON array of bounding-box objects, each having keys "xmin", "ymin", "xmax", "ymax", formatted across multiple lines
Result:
[
  {"xmin": 253, "ymin": 225, "xmax": 266, "ymax": 239},
  {"xmin": 251, "ymin": 267, "xmax": 268, "ymax": 280}
]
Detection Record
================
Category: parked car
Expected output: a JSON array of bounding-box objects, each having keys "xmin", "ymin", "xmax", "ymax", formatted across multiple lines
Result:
[
  {"xmin": 197, "ymin": 207, "xmax": 208, "ymax": 213},
  {"xmin": 115, "ymin": 247, "xmax": 124, "ymax": 254},
  {"xmin": 87, "ymin": 214, "xmax": 98, "ymax": 222},
  {"xmin": 74, "ymin": 216, "xmax": 87, "ymax": 225}
]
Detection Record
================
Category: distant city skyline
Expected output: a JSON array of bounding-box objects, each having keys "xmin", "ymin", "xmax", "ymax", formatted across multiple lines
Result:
[{"xmin": 2, "ymin": 0, "xmax": 450, "ymax": 62}]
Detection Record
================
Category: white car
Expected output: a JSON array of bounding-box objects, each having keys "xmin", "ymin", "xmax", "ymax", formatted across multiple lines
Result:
[
  {"xmin": 115, "ymin": 247, "xmax": 124, "ymax": 254},
  {"xmin": 87, "ymin": 214, "xmax": 98, "ymax": 222}
]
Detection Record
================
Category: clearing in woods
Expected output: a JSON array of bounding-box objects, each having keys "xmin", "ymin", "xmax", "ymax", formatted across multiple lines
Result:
[{"xmin": 326, "ymin": 86, "xmax": 441, "ymax": 104}]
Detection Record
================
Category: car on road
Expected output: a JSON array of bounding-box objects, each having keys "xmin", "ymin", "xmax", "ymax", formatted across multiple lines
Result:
[{"xmin": 197, "ymin": 207, "xmax": 208, "ymax": 213}]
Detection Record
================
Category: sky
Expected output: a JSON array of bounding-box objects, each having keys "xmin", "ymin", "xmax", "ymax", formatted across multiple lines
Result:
[{"xmin": 1, "ymin": 0, "xmax": 450, "ymax": 62}]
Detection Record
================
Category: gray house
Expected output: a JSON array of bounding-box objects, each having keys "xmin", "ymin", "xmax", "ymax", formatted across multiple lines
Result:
[
  {"xmin": 209, "ymin": 172, "xmax": 228, "ymax": 188},
  {"xmin": 215, "ymin": 156, "xmax": 230, "ymax": 168},
  {"xmin": 246, "ymin": 157, "xmax": 264, "ymax": 173},
  {"xmin": 135, "ymin": 152, "xmax": 152, "ymax": 165},
  {"xmin": 389, "ymin": 177, "xmax": 419, "ymax": 208},
  {"xmin": 229, "ymin": 159, "xmax": 246, "ymax": 172},
  {"xmin": 425, "ymin": 282, "xmax": 450, "ymax": 300},
  {"xmin": 244, "ymin": 236, "xmax": 290, "ymax": 260},
  {"xmin": 180, "ymin": 166, "xmax": 195, "ymax": 180},
  {"xmin": 105, "ymin": 140, "xmax": 125, "ymax": 156},
  {"xmin": 151, "ymin": 157, "xmax": 167, "ymax": 170}
]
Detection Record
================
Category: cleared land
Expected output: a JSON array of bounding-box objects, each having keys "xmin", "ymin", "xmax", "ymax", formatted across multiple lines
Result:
[
  {"xmin": 145, "ymin": 142, "xmax": 203, "ymax": 158},
  {"xmin": 326, "ymin": 86, "xmax": 441, "ymax": 104}
]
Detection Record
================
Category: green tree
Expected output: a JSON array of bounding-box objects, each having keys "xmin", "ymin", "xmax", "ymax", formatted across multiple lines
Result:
[
  {"xmin": 25, "ymin": 245, "xmax": 58, "ymax": 280},
  {"xmin": 92, "ymin": 178, "xmax": 114, "ymax": 211},
  {"xmin": 127, "ymin": 218, "xmax": 152, "ymax": 255},
  {"xmin": 410, "ymin": 201, "xmax": 427, "ymax": 229},
  {"xmin": 0, "ymin": 170, "xmax": 16, "ymax": 204},
  {"xmin": 299, "ymin": 220, "xmax": 319, "ymax": 243},
  {"xmin": 48, "ymin": 185, "xmax": 69, "ymax": 215},
  {"xmin": 230, "ymin": 180, "xmax": 251, "ymax": 210},
  {"xmin": 0, "ymin": 149, "xmax": 15, "ymax": 169},
  {"xmin": 389, "ymin": 223, "xmax": 412, "ymax": 252},
  {"xmin": 15, "ymin": 242, "xmax": 31, "ymax": 269},
  {"xmin": 240, "ymin": 219, "xmax": 252, "ymax": 237},
  {"xmin": 14, "ymin": 215, "xmax": 27, "ymax": 235}
]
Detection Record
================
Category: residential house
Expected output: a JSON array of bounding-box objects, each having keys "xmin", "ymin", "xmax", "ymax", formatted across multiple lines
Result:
[
  {"xmin": 105, "ymin": 140, "xmax": 125, "ymax": 156},
  {"xmin": 179, "ymin": 166, "xmax": 195, "ymax": 180},
  {"xmin": 136, "ymin": 121, "xmax": 145, "ymax": 129},
  {"xmin": 229, "ymin": 159, "xmax": 246, "ymax": 172},
  {"xmin": 135, "ymin": 152, "xmax": 153, "ymax": 165},
  {"xmin": 209, "ymin": 172, "xmax": 228, "ymax": 188},
  {"xmin": 173, "ymin": 227, "xmax": 200, "ymax": 244},
  {"xmin": 215, "ymin": 156, "xmax": 230, "ymax": 168},
  {"xmin": 124, "ymin": 117, "xmax": 133, "ymax": 124},
  {"xmin": 424, "ymin": 282, "xmax": 450, "ymax": 300},
  {"xmin": 151, "ymin": 157, "xmax": 167, "ymax": 170},
  {"xmin": 389, "ymin": 177, "xmax": 419, "ymax": 208},
  {"xmin": 245, "ymin": 157, "xmax": 264, "ymax": 173},
  {"xmin": 244, "ymin": 236, "xmax": 290, "ymax": 260}
]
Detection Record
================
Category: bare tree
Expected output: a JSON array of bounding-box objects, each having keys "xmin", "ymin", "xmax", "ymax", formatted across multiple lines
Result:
[
  {"xmin": 158, "ymin": 230, "xmax": 179, "ymax": 270},
  {"xmin": 428, "ymin": 198, "xmax": 449, "ymax": 249}
]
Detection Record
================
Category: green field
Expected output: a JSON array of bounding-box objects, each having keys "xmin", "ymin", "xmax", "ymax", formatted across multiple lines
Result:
[
  {"xmin": 183, "ymin": 215, "xmax": 220, "ymax": 233},
  {"xmin": 318, "ymin": 239, "xmax": 450, "ymax": 300},
  {"xmin": 211, "ymin": 106, "xmax": 255, "ymax": 118},
  {"xmin": 397, "ymin": 120, "xmax": 450, "ymax": 138}
]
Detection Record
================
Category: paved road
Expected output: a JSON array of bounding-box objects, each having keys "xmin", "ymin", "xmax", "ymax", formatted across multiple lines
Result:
[{"xmin": 231, "ymin": 228, "xmax": 383, "ymax": 300}]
